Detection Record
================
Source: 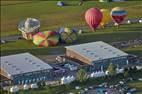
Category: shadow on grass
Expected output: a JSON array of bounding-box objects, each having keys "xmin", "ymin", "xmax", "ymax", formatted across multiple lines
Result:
[
  {"xmin": 124, "ymin": 50, "xmax": 142, "ymax": 57},
  {"xmin": 1, "ymin": 47, "xmax": 65, "ymax": 56}
]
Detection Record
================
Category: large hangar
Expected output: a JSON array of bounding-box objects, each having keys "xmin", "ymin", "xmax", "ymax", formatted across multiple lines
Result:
[
  {"xmin": 65, "ymin": 41, "xmax": 129, "ymax": 70},
  {"xmin": 1, "ymin": 53, "xmax": 53, "ymax": 85}
]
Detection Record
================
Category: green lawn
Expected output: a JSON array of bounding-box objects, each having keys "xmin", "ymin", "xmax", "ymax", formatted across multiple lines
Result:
[
  {"xmin": 17, "ymin": 85, "xmax": 71, "ymax": 94},
  {"xmin": 1, "ymin": 1, "xmax": 142, "ymax": 36},
  {"xmin": 0, "ymin": 1, "xmax": 33, "ymax": 6},
  {"xmin": 123, "ymin": 45, "xmax": 142, "ymax": 57},
  {"xmin": 128, "ymin": 81, "xmax": 142, "ymax": 94},
  {"xmin": 1, "ymin": 23, "xmax": 142, "ymax": 56},
  {"xmin": 1, "ymin": 1, "xmax": 142, "ymax": 56},
  {"xmin": 1, "ymin": 28, "xmax": 142, "ymax": 56}
]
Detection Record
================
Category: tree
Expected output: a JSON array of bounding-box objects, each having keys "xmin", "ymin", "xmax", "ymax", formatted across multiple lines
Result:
[
  {"xmin": 76, "ymin": 68, "xmax": 87, "ymax": 83},
  {"xmin": 132, "ymin": 66, "xmax": 137, "ymax": 73},
  {"xmin": 107, "ymin": 62, "xmax": 116, "ymax": 76},
  {"xmin": 0, "ymin": 87, "xmax": 4, "ymax": 94},
  {"xmin": 124, "ymin": 69, "xmax": 129, "ymax": 78},
  {"xmin": 0, "ymin": 87, "xmax": 7, "ymax": 94},
  {"xmin": 37, "ymin": 81, "xmax": 45, "ymax": 88}
]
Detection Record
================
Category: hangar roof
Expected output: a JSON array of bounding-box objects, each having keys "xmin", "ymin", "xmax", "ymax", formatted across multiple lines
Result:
[
  {"xmin": 1, "ymin": 53, "xmax": 52, "ymax": 76},
  {"xmin": 65, "ymin": 41, "xmax": 128, "ymax": 62}
]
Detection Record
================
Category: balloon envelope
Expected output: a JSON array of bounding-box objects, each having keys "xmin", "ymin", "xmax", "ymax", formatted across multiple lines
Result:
[
  {"xmin": 33, "ymin": 31, "xmax": 59, "ymax": 47},
  {"xmin": 99, "ymin": 0, "xmax": 109, "ymax": 2},
  {"xmin": 58, "ymin": 27, "xmax": 78, "ymax": 44},
  {"xmin": 57, "ymin": 1, "xmax": 64, "ymax": 6},
  {"xmin": 100, "ymin": 9, "xmax": 110, "ymax": 27},
  {"xmin": 18, "ymin": 18, "xmax": 40, "ymax": 33},
  {"xmin": 111, "ymin": 7, "xmax": 126, "ymax": 24},
  {"xmin": 85, "ymin": 8, "xmax": 102, "ymax": 31}
]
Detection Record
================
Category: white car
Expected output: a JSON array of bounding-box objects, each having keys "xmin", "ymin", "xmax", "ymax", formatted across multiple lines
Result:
[
  {"xmin": 31, "ymin": 83, "xmax": 38, "ymax": 89},
  {"xmin": 138, "ymin": 78, "xmax": 142, "ymax": 81},
  {"xmin": 64, "ymin": 63, "xmax": 77, "ymax": 71},
  {"xmin": 10, "ymin": 86, "xmax": 19, "ymax": 93}
]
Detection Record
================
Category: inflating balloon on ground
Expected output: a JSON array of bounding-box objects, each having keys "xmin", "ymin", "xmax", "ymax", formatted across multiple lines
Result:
[
  {"xmin": 111, "ymin": 7, "xmax": 126, "ymax": 26},
  {"xmin": 100, "ymin": 9, "xmax": 110, "ymax": 28},
  {"xmin": 85, "ymin": 8, "xmax": 103, "ymax": 31},
  {"xmin": 57, "ymin": 1, "xmax": 65, "ymax": 6},
  {"xmin": 33, "ymin": 31, "xmax": 59, "ymax": 47},
  {"xmin": 99, "ymin": 0, "xmax": 109, "ymax": 2},
  {"xmin": 58, "ymin": 27, "xmax": 78, "ymax": 44},
  {"xmin": 18, "ymin": 18, "xmax": 40, "ymax": 40}
]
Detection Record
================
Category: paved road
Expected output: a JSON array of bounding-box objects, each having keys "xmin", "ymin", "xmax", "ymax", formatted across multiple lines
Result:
[
  {"xmin": 80, "ymin": 18, "xmax": 142, "ymax": 30},
  {"xmin": 1, "ymin": 35, "xmax": 22, "ymax": 42},
  {"xmin": 1, "ymin": 18, "xmax": 142, "ymax": 42}
]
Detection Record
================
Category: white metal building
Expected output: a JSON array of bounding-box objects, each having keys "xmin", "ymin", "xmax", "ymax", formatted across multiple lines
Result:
[
  {"xmin": 1, "ymin": 53, "xmax": 53, "ymax": 85},
  {"xmin": 65, "ymin": 41, "xmax": 128, "ymax": 70}
]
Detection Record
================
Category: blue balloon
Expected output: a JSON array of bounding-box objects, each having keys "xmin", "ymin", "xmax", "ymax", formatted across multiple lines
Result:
[{"xmin": 57, "ymin": 1, "xmax": 64, "ymax": 6}]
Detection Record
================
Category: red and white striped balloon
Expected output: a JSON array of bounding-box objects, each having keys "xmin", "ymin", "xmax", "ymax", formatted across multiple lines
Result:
[{"xmin": 85, "ymin": 8, "xmax": 103, "ymax": 31}]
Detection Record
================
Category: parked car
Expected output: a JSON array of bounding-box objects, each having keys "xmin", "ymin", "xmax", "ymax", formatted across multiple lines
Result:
[
  {"xmin": 53, "ymin": 67, "xmax": 66, "ymax": 74},
  {"xmin": 129, "ymin": 88, "xmax": 137, "ymax": 92},
  {"xmin": 128, "ymin": 54, "xmax": 138, "ymax": 63},
  {"xmin": 64, "ymin": 63, "xmax": 77, "ymax": 71},
  {"xmin": 88, "ymin": 86, "xmax": 93, "ymax": 90}
]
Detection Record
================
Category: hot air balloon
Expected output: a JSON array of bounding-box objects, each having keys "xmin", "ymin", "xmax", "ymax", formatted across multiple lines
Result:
[
  {"xmin": 100, "ymin": 9, "xmax": 110, "ymax": 28},
  {"xmin": 18, "ymin": 18, "xmax": 40, "ymax": 40},
  {"xmin": 99, "ymin": 0, "xmax": 109, "ymax": 2},
  {"xmin": 58, "ymin": 27, "xmax": 78, "ymax": 44},
  {"xmin": 33, "ymin": 31, "xmax": 59, "ymax": 47},
  {"xmin": 111, "ymin": 7, "xmax": 126, "ymax": 26},
  {"xmin": 85, "ymin": 8, "xmax": 102, "ymax": 31},
  {"xmin": 57, "ymin": 1, "xmax": 65, "ymax": 6}
]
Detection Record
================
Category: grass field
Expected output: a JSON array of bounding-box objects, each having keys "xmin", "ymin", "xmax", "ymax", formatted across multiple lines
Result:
[
  {"xmin": 123, "ymin": 45, "xmax": 142, "ymax": 57},
  {"xmin": 0, "ymin": 1, "xmax": 142, "ymax": 56},
  {"xmin": 128, "ymin": 81, "xmax": 142, "ymax": 94},
  {"xmin": 1, "ymin": 1, "xmax": 142, "ymax": 36},
  {"xmin": 1, "ymin": 24, "xmax": 142, "ymax": 56}
]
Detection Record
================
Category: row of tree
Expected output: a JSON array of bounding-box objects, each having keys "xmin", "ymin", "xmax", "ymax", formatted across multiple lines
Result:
[{"xmin": 76, "ymin": 62, "xmax": 139, "ymax": 83}]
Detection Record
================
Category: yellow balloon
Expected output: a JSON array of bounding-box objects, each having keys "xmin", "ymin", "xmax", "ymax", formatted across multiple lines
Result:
[
  {"xmin": 64, "ymin": 28, "xmax": 72, "ymax": 34},
  {"xmin": 100, "ymin": 9, "xmax": 110, "ymax": 27}
]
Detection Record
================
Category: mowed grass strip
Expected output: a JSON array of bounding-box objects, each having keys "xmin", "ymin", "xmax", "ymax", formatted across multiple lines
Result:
[
  {"xmin": 1, "ymin": 31, "xmax": 142, "ymax": 56},
  {"xmin": 1, "ymin": 1, "xmax": 142, "ymax": 36},
  {"xmin": 122, "ymin": 45, "xmax": 142, "ymax": 57},
  {"xmin": 1, "ymin": 31, "xmax": 141, "ymax": 50},
  {"xmin": 128, "ymin": 81, "xmax": 142, "ymax": 94},
  {"xmin": 0, "ymin": 1, "xmax": 33, "ymax": 6}
]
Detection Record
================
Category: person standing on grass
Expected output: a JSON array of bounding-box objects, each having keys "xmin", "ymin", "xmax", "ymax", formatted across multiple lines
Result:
[{"xmin": 79, "ymin": 0, "xmax": 84, "ymax": 6}]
